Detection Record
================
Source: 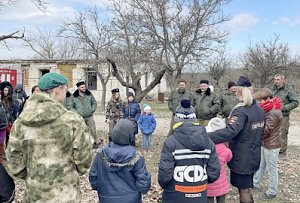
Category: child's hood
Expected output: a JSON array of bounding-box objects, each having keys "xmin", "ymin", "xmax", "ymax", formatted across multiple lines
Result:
[{"xmin": 99, "ymin": 143, "xmax": 141, "ymax": 171}]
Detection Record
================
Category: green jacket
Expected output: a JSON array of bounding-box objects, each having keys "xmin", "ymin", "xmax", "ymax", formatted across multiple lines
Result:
[
  {"xmin": 6, "ymin": 92, "xmax": 93, "ymax": 203},
  {"xmin": 272, "ymin": 83, "xmax": 299, "ymax": 116},
  {"xmin": 219, "ymin": 91, "xmax": 240, "ymax": 117},
  {"xmin": 192, "ymin": 88, "xmax": 221, "ymax": 120},
  {"xmin": 63, "ymin": 91, "xmax": 73, "ymax": 110},
  {"xmin": 168, "ymin": 89, "xmax": 193, "ymax": 115},
  {"xmin": 71, "ymin": 89, "xmax": 97, "ymax": 118}
]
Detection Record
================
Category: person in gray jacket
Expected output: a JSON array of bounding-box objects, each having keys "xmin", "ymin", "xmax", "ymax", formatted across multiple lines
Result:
[{"xmin": 71, "ymin": 81, "xmax": 98, "ymax": 148}]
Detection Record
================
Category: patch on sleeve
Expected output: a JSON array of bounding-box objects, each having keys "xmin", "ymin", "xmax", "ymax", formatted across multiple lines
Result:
[{"xmin": 229, "ymin": 116, "xmax": 238, "ymax": 125}]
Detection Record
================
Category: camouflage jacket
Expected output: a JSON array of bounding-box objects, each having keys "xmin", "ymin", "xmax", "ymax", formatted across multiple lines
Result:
[
  {"xmin": 168, "ymin": 90, "xmax": 193, "ymax": 115},
  {"xmin": 6, "ymin": 92, "xmax": 93, "ymax": 203},
  {"xmin": 271, "ymin": 83, "xmax": 299, "ymax": 116},
  {"xmin": 105, "ymin": 99, "xmax": 124, "ymax": 121},
  {"xmin": 219, "ymin": 91, "xmax": 240, "ymax": 118}
]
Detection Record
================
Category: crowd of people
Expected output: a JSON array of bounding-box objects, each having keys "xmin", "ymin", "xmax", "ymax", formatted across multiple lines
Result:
[{"xmin": 0, "ymin": 72, "xmax": 299, "ymax": 203}]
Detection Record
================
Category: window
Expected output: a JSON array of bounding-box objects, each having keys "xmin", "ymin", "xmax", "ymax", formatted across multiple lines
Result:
[
  {"xmin": 40, "ymin": 69, "xmax": 50, "ymax": 77},
  {"xmin": 85, "ymin": 68, "xmax": 97, "ymax": 90}
]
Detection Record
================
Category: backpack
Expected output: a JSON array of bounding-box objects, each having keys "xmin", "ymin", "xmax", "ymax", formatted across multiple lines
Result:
[{"xmin": 0, "ymin": 102, "xmax": 9, "ymax": 130}]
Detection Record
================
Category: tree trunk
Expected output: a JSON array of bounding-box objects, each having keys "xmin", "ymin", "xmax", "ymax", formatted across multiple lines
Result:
[{"xmin": 100, "ymin": 80, "xmax": 107, "ymax": 111}]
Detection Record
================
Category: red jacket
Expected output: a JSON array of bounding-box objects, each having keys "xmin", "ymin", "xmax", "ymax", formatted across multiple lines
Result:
[{"xmin": 207, "ymin": 143, "xmax": 232, "ymax": 197}]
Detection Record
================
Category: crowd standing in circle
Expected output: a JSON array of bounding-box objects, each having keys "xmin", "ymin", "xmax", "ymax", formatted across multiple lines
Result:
[{"xmin": 0, "ymin": 72, "xmax": 299, "ymax": 203}]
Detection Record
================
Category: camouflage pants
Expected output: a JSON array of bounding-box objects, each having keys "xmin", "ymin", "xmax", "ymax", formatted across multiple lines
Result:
[
  {"xmin": 84, "ymin": 116, "xmax": 97, "ymax": 142},
  {"xmin": 280, "ymin": 116, "xmax": 290, "ymax": 154},
  {"xmin": 168, "ymin": 115, "xmax": 176, "ymax": 136},
  {"xmin": 108, "ymin": 120, "xmax": 118, "ymax": 141},
  {"xmin": 198, "ymin": 119, "xmax": 210, "ymax": 126}
]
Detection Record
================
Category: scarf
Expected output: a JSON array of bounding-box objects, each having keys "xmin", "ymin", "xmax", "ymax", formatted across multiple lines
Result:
[{"xmin": 259, "ymin": 97, "xmax": 282, "ymax": 112}]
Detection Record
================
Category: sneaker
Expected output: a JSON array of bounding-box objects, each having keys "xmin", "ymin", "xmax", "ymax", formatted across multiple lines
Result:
[{"xmin": 260, "ymin": 193, "xmax": 276, "ymax": 200}]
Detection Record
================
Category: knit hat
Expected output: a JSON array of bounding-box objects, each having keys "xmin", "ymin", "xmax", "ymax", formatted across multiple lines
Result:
[
  {"xmin": 0, "ymin": 81, "xmax": 12, "ymax": 91},
  {"xmin": 227, "ymin": 81, "xmax": 236, "ymax": 89},
  {"xmin": 200, "ymin": 79, "xmax": 209, "ymax": 84},
  {"xmin": 144, "ymin": 103, "xmax": 151, "ymax": 111},
  {"xmin": 206, "ymin": 117, "xmax": 226, "ymax": 133},
  {"xmin": 38, "ymin": 73, "xmax": 68, "ymax": 91},
  {"xmin": 174, "ymin": 99, "xmax": 196, "ymax": 122},
  {"xmin": 111, "ymin": 88, "xmax": 119, "ymax": 94},
  {"xmin": 237, "ymin": 75, "xmax": 252, "ymax": 87},
  {"xmin": 111, "ymin": 119, "xmax": 134, "ymax": 145},
  {"xmin": 76, "ymin": 81, "xmax": 85, "ymax": 87},
  {"xmin": 127, "ymin": 92, "xmax": 134, "ymax": 98}
]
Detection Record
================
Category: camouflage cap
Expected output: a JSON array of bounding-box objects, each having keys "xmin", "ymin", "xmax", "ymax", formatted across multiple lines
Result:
[{"xmin": 38, "ymin": 73, "xmax": 68, "ymax": 91}]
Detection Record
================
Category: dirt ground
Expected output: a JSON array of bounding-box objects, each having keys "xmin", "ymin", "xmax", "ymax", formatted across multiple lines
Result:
[{"xmin": 8, "ymin": 102, "xmax": 300, "ymax": 202}]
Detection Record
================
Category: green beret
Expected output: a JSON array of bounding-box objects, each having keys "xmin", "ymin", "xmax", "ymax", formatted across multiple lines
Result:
[{"xmin": 38, "ymin": 73, "xmax": 68, "ymax": 91}]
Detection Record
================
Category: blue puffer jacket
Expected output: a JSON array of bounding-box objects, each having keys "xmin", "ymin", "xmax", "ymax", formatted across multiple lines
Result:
[
  {"xmin": 138, "ymin": 113, "xmax": 156, "ymax": 135},
  {"xmin": 123, "ymin": 101, "xmax": 141, "ymax": 134},
  {"xmin": 89, "ymin": 143, "xmax": 151, "ymax": 203}
]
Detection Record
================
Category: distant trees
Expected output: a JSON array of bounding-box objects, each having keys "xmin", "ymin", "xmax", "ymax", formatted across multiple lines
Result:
[{"xmin": 243, "ymin": 34, "xmax": 290, "ymax": 87}]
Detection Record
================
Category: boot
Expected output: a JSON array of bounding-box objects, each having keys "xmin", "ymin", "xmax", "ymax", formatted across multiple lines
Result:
[{"xmin": 0, "ymin": 143, "xmax": 4, "ymax": 164}]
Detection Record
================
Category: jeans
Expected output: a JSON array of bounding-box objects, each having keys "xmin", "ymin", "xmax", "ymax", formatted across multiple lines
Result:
[
  {"xmin": 141, "ymin": 134, "xmax": 152, "ymax": 149},
  {"xmin": 253, "ymin": 147, "xmax": 280, "ymax": 195}
]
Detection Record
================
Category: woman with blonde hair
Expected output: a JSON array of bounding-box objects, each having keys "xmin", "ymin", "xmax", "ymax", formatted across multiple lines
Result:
[{"xmin": 208, "ymin": 76, "xmax": 266, "ymax": 203}]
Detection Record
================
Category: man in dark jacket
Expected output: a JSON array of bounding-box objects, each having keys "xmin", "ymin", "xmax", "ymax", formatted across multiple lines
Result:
[
  {"xmin": 272, "ymin": 74, "xmax": 299, "ymax": 156},
  {"xmin": 192, "ymin": 80, "xmax": 220, "ymax": 125},
  {"xmin": 159, "ymin": 99, "xmax": 220, "ymax": 203},
  {"xmin": 71, "ymin": 81, "xmax": 98, "ymax": 148},
  {"xmin": 89, "ymin": 119, "xmax": 151, "ymax": 203},
  {"xmin": 167, "ymin": 79, "xmax": 193, "ymax": 135},
  {"xmin": 219, "ymin": 81, "xmax": 239, "ymax": 119}
]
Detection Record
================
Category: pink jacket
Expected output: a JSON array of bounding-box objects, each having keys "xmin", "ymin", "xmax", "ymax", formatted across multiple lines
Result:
[{"xmin": 207, "ymin": 143, "xmax": 232, "ymax": 197}]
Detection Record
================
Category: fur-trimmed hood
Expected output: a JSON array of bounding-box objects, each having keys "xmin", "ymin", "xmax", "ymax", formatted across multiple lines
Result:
[
  {"xmin": 66, "ymin": 91, "xmax": 72, "ymax": 97},
  {"xmin": 98, "ymin": 143, "xmax": 141, "ymax": 171},
  {"xmin": 73, "ymin": 89, "xmax": 92, "ymax": 97},
  {"xmin": 195, "ymin": 87, "xmax": 211, "ymax": 96}
]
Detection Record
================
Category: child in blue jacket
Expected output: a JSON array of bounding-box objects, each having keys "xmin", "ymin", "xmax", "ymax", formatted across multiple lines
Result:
[
  {"xmin": 138, "ymin": 104, "xmax": 156, "ymax": 150},
  {"xmin": 89, "ymin": 119, "xmax": 151, "ymax": 203}
]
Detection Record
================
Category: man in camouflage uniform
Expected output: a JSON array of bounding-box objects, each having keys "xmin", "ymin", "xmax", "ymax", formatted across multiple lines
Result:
[
  {"xmin": 272, "ymin": 74, "xmax": 299, "ymax": 156},
  {"xmin": 219, "ymin": 81, "xmax": 240, "ymax": 120},
  {"xmin": 6, "ymin": 73, "xmax": 93, "ymax": 203},
  {"xmin": 105, "ymin": 88, "xmax": 124, "ymax": 140},
  {"xmin": 192, "ymin": 80, "xmax": 220, "ymax": 125},
  {"xmin": 167, "ymin": 79, "xmax": 193, "ymax": 135}
]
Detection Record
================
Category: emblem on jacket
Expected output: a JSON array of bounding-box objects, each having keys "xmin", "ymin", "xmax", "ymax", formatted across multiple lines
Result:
[{"xmin": 174, "ymin": 165, "xmax": 208, "ymax": 183}]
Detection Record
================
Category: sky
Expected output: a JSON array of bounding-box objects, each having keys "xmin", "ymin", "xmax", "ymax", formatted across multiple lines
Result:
[{"xmin": 0, "ymin": 0, "xmax": 300, "ymax": 59}]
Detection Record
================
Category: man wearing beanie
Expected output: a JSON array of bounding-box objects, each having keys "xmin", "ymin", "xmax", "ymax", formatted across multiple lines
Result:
[
  {"xmin": 167, "ymin": 79, "xmax": 193, "ymax": 136},
  {"xmin": 6, "ymin": 73, "xmax": 93, "ymax": 203},
  {"xmin": 237, "ymin": 75, "xmax": 252, "ymax": 87},
  {"xmin": 71, "ymin": 81, "xmax": 98, "ymax": 148},
  {"xmin": 159, "ymin": 99, "xmax": 220, "ymax": 203},
  {"xmin": 192, "ymin": 79, "xmax": 221, "ymax": 125},
  {"xmin": 219, "ymin": 81, "xmax": 239, "ymax": 119},
  {"xmin": 89, "ymin": 119, "xmax": 151, "ymax": 203}
]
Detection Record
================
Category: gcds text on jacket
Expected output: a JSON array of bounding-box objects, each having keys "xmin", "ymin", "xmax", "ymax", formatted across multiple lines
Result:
[{"xmin": 174, "ymin": 165, "xmax": 208, "ymax": 198}]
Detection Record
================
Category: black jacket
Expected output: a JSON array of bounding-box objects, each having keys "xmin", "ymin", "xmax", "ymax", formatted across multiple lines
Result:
[
  {"xmin": 158, "ymin": 122, "xmax": 220, "ymax": 203},
  {"xmin": 208, "ymin": 101, "xmax": 265, "ymax": 175},
  {"xmin": 0, "ymin": 165, "xmax": 15, "ymax": 203}
]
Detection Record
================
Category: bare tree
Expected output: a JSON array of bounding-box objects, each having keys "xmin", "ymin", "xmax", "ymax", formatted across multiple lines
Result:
[
  {"xmin": 0, "ymin": 0, "xmax": 47, "ymax": 43},
  {"xmin": 243, "ymin": 34, "xmax": 290, "ymax": 87},
  {"xmin": 109, "ymin": 0, "xmax": 230, "ymax": 91},
  {"xmin": 207, "ymin": 52, "xmax": 232, "ymax": 92},
  {"xmin": 59, "ymin": 6, "xmax": 114, "ymax": 110}
]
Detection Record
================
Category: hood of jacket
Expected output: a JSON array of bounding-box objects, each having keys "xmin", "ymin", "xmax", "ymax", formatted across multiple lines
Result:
[
  {"xmin": 100, "ymin": 142, "xmax": 141, "ymax": 171},
  {"xmin": 195, "ymin": 87, "xmax": 211, "ymax": 96},
  {"xmin": 73, "ymin": 89, "xmax": 92, "ymax": 97},
  {"xmin": 18, "ymin": 92, "xmax": 66, "ymax": 127},
  {"xmin": 173, "ymin": 121, "xmax": 210, "ymax": 151},
  {"xmin": 14, "ymin": 83, "xmax": 23, "ymax": 91}
]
